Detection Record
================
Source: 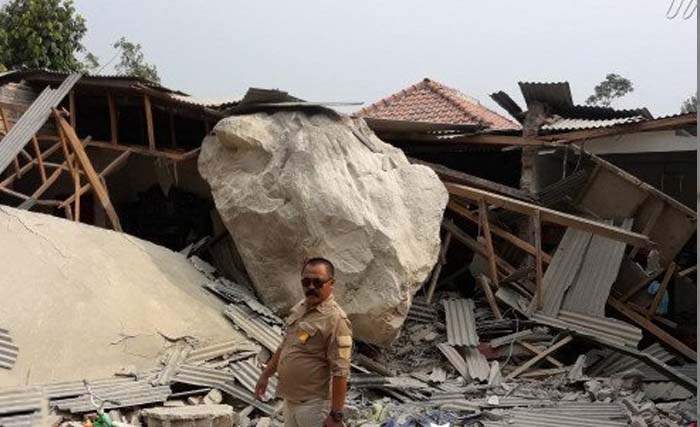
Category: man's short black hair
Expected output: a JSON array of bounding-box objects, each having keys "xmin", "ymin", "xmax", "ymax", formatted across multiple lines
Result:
[{"xmin": 302, "ymin": 257, "xmax": 335, "ymax": 278}]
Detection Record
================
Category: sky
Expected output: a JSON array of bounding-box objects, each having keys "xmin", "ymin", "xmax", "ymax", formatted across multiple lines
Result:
[{"xmin": 75, "ymin": 0, "xmax": 697, "ymax": 117}]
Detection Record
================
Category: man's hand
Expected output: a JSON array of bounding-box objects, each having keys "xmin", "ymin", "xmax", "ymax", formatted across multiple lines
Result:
[
  {"xmin": 323, "ymin": 414, "xmax": 343, "ymax": 427},
  {"xmin": 254, "ymin": 374, "xmax": 269, "ymax": 400}
]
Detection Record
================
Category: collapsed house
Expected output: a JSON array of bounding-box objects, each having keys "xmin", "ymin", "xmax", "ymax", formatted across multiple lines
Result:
[{"xmin": 0, "ymin": 72, "xmax": 697, "ymax": 426}]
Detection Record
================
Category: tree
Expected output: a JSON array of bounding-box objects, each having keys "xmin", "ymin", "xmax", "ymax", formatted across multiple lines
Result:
[
  {"xmin": 586, "ymin": 73, "xmax": 634, "ymax": 107},
  {"xmin": 0, "ymin": 0, "xmax": 89, "ymax": 71},
  {"xmin": 681, "ymin": 91, "xmax": 697, "ymax": 113},
  {"xmin": 113, "ymin": 37, "xmax": 160, "ymax": 83}
]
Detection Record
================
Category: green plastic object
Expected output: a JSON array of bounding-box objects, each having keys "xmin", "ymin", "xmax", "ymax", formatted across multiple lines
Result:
[{"xmin": 93, "ymin": 413, "xmax": 114, "ymax": 427}]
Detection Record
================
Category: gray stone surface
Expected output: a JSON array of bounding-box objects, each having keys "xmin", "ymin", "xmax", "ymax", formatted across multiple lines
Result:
[
  {"xmin": 199, "ymin": 111, "xmax": 447, "ymax": 346},
  {"xmin": 142, "ymin": 404, "xmax": 234, "ymax": 427},
  {"xmin": 0, "ymin": 206, "xmax": 241, "ymax": 387}
]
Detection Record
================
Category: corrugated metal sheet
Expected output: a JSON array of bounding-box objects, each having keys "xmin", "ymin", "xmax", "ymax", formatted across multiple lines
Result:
[
  {"xmin": 244, "ymin": 299, "xmax": 283, "ymax": 325},
  {"xmin": 0, "ymin": 328, "xmax": 18, "ymax": 370},
  {"xmin": 231, "ymin": 358, "xmax": 277, "ymax": 401},
  {"xmin": 154, "ymin": 344, "xmax": 191, "ymax": 385},
  {"xmin": 173, "ymin": 364, "xmax": 277, "ymax": 415},
  {"xmin": 541, "ymin": 116, "xmax": 646, "ymax": 131},
  {"xmin": 0, "ymin": 387, "xmax": 43, "ymax": 415},
  {"xmin": 464, "ymin": 347, "xmax": 489, "ymax": 382},
  {"xmin": 536, "ymin": 170, "xmax": 589, "ymax": 208},
  {"xmin": 186, "ymin": 338, "xmax": 260, "ymax": 364},
  {"xmin": 541, "ymin": 228, "xmax": 592, "ymax": 317},
  {"xmin": 519, "ymin": 82, "xmax": 574, "ymax": 110},
  {"xmin": 436, "ymin": 343, "xmax": 467, "ymax": 379},
  {"xmin": 593, "ymin": 343, "xmax": 674, "ymax": 376},
  {"xmin": 205, "ymin": 279, "xmax": 256, "ymax": 304},
  {"xmin": 224, "ymin": 305, "xmax": 283, "ymax": 352},
  {"xmin": 443, "ymin": 299, "xmax": 478, "ymax": 346},
  {"xmin": 483, "ymin": 409, "xmax": 628, "ymax": 427},
  {"xmin": 489, "ymin": 329, "xmax": 534, "ymax": 348},
  {"xmin": 638, "ymin": 364, "xmax": 697, "ymax": 382},
  {"xmin": 42, "ymin": 376, "xmax": 144, "ymax": 399},
  {"xmin": 52, "ymin": 381, "xmax": 170, "ymax": 413},
  {"xmin": 561, "ymin": 219, "xmax": 633, "ymax": 316},
  {"xmin": 534, "ymin": 311, "xmax": 642, "ymax": 347},
  {"xmin": 643, "ymin": 381, "xmax": 694, "ymax": 401},
  {"xmin": 0, "ymin": 73, "xmax": 80, "ymax": 174},
  {"xmin": 0, "ymin": 412, "xmax": 44, "ymax": 427},
  {"xmin": 529, "ymin": 403, "xmax": 626, "ymax": 418},
  {"xmin": 407, "ymin": 298, "xmax": 435, "ymax": 323}
]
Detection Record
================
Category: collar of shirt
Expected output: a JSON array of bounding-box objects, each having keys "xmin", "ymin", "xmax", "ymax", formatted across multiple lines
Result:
[{"xmin": 288, "ymin": 295, "xmax": 336, "ymax": 325}]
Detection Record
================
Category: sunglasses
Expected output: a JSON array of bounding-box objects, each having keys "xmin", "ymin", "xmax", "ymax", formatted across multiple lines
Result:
[{"xmin": 301, "ymin": 277, "xmax": 331, "ymax": 289}]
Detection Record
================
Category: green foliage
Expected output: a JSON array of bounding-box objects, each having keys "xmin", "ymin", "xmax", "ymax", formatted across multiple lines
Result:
[
  {"xmin": 586, "ymin": 73, "xmax": 634, "ymax": 107},
  {"xmin": 681, "ymin": 92, "xmax": 697, "ymax": 113},
  {"xmin": 82, "ymin": 51, "xmax": 99, "ymax": 73},
  {"xmin": 0, "ymin": 0, "xmax": 89, "ymax": 71},
  {"xmin": 113, "ymin": 36, "xmax": 160, "ymax": 83}
]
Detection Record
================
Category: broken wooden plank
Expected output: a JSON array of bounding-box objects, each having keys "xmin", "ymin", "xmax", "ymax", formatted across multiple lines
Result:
[
  {"xmin": 410, "ymin": 158, "xmax": 533, "ymax": 201},
  {"xmin": 478, "ymin": 275, "xmax": 502, "ymax": 320},
  {"xmin": 69, "ymin": 91, "xmax": 76, "ymax": 129},
  {"xmin": 144, "ymin": 95, "xmax": 155, "ymax": 150},
  {"xmin": 30, "ymin": 136, "xmax": 47, "ymax": 183},
  {"xmin": 108, "ymin": 94, "xmax": 118, "ymax": 145},
  {"xmin": 59, "ymin": 151, "xmax": 131, "ymax": 208},
  {"xmin": 647, "ymin": 262, "xmax": 676, "ymax": 319},
  {"xmin": 517, "ymin": 340, "xmax": 564, "ymax": 368},
  {"xmin": 506, "ymin": 335, "xmax": 573, "ymax": 379},
  {"xmin": 676, "ymin": 265, "xmax": 696, "ymax": 278},
  {"xmin": 54, "ymin": 112, "xmax": 122, "ymax": 231},
  {"xmin": 447, "ymin": 201, "xmax": 553, "ymax": 264},
  {"xmin": 478, "ymin": 199, "xmax": 500, "ymax": 288},
  {"xmin": 608, "ymin": 296, "xmax": 696, "ymax": 362},
  {"xmin": 532, "ymin": 210, "xmax": 543, "ymax": 310},
  {"xmin": 85, "ymin": 140, "xmax": 189, "ymax": 161},
  {"xmin": 628, "ymin": 200, "xmax": 664, "ymax": 259},
  {"xmin": 445, "ymin": 182, "xmax": 652, "ymax": 248},
  {"xmin": 426, "ymin": 231, "xmax": 452, "ymax": 304}
]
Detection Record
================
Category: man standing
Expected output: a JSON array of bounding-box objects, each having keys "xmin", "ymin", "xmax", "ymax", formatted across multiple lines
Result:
[{"xmin": 255, "ymin": 257, "xmax": 352, "ymax": 427}]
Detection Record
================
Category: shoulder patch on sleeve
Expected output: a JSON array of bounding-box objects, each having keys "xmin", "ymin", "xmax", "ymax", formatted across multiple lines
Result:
[{"xmin": 337, "ymin": 335, "xmax": 352, "ymax": 347}]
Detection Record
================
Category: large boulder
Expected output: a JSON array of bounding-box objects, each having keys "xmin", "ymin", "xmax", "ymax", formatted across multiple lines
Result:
[
  {"xmin": 0, "ymin": 206, "xmax": 240, "ymax": 387},
  {"xmin": 198, "ymin": 110, "xmax": 447, "ymax": 346}
]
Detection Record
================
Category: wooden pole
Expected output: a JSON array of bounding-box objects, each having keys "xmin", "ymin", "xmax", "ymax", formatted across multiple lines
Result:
[
  {"xmin": 647, "ymin": 262, "xmax": 676, "ymax": 318},
  {"xmin": 506, "ymin": 335, "xmax": 573, "ymax": 379},
  {"xmin": 532, "ymin": 210, "xmax": 544, "ymax": 309},
  {"xmin": 447, "ymin": 201, "xmax": 552, "ymax": 264},
  {"xmin": 54, "ymin": 111, "xmax": 122, "ymax": 232},
  {"xmin": 69, "ymin": 91, "xmax": 76, "ymax": 129},
  {"xmin": 108, "ymin": 94, "xmax": 119, "ymax": 145},
  {"xmin": 478, "ymin": 199, "xmax": 500, "ymax": 288},
  {"xmin": 169, "ymin": 111, "xmax": 177, "ymax": 148},
  {"xmin": 478, "ymin": 275, "xmax": 502, "ymax": 319},
  {"xmin": 426, "ymin": 231, "xmax": 452, "ymax": 304},
  {"xmin": 144, "ymin": 95, "xmax": 156, "ymax": 150},
  {"xmin": 30, "ymin": 136, "xmax": 47, "ymax": 183}
]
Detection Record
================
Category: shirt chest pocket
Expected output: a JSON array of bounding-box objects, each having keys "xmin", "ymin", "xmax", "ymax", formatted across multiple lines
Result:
[{"xmin": 295, "ymin": 321, "xmax": 325, "ymax": 352}]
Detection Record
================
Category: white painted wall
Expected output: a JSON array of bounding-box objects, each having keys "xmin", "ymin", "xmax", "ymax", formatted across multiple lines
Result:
[{"xmin": 576, "ymin": 130, "xmax": 697, "ymax": 154}]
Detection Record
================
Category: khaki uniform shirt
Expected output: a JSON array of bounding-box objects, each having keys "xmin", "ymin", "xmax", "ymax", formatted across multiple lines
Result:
[{"xmin": 276, "ymin": 295, "xmax": 352, "ymax": 402}]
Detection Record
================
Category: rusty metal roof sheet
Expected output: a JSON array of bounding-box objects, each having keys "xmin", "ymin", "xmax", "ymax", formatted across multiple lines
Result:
[
  {"xmin": 561, "ymin": 219, "xmax": 633, "ymax": 316},
  {"xmin": 224, "ymin": 305, "xmax": 283, "ymax": 352},
  {"xmin": 533, "ymin": 311, "xmax": 642, "ymax": 347},
  {"xmin": 0, "ymin": 328, "xmax": 18, "ymax": 370},
  {"xmin": 231, "ymin": 358, "xmax": 277, "ymax": 402},
  {"xmin": 173, "ymin": 364, "xmax": 277, "ymax": 415},
  {"xmin": 0, "ymin": 73, "xmax": 80, "ymax": 175},
  {"xmin": 443, "ymin": 299, "xmax": 479, "ymax": 347},
  {"xmin": 186, "ymin": 338, "xmax": 260, "ymax": 364}
]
